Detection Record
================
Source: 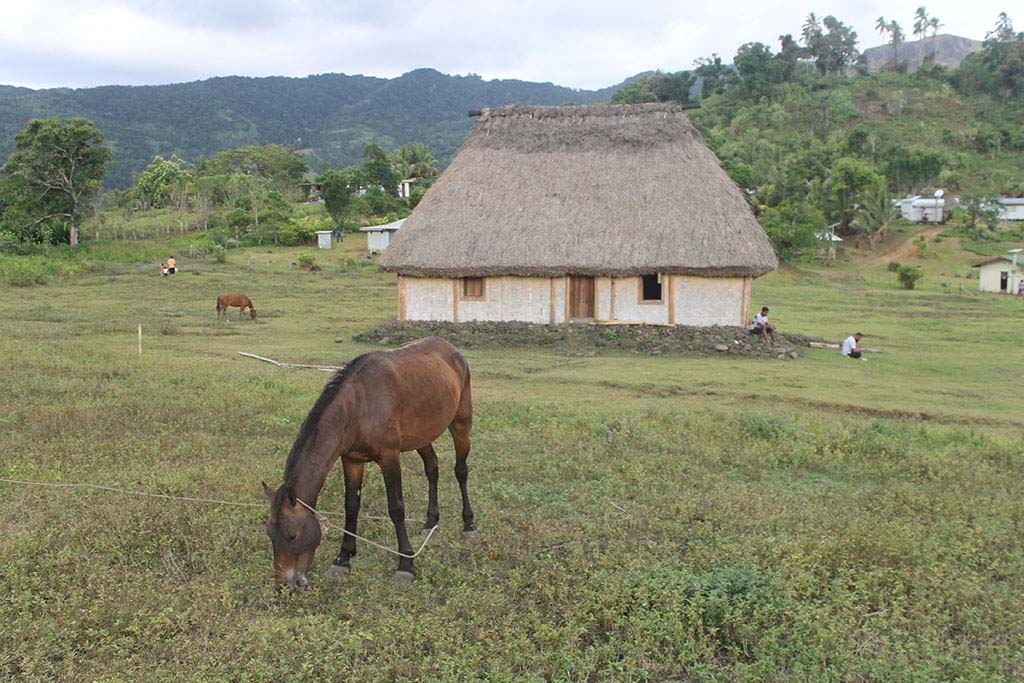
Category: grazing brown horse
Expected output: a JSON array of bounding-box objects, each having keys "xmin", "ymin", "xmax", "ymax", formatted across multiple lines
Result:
[
  {"xmin": 263, "ymin": 337, "xmax": 475, "ymax": 589},
  {"xmin": 216, "ymin": 294, "xmax": 256, "ymax": 320}
]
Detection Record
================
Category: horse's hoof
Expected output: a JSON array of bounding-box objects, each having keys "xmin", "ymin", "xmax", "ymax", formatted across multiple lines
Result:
[
  {"xmin": 392, "ymin": 570, "xmax": 415, "ymax": 584},
  {"xmin": 462, "ymin": 529, "xmax": 480, "ymax": 541},
  {"xmin": 325, "ymin": 564, "xmax": 350, "ymax": 580},
  {"xmin": 421, "ymin": 526, "xmax": 437, "ymax": 538}
]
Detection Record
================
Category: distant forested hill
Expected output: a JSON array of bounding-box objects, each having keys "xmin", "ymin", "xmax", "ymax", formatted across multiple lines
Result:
[{"xmin": 0, "ymin": 69, "xmax": 616, "ymax": 188}]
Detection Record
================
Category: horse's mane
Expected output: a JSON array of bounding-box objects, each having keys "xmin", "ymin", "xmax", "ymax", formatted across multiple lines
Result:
[{"xmin": 282, "ymin": 353, "xmax": 371, "ymax": 484}]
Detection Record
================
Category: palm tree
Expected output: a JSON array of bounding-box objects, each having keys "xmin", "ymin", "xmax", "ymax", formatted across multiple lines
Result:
[
  {"xmin": 913, "ymin": 7, "xmax": 929, "ymax": 64},
  {"xmin": 928, "ymin": 16, "xmax": 943, "ymax": 61},
  {"xmin": 802, "ymin": 13, "xmax": 821, "ymax": 45},
  {"xmin": 391, "ymin": 143, "xmax": 439, "ymax": 183},
  {"xmin": 888, "ymin": 21, "xmax": 905, "ymax": 70},
  {"xmin": 876, "ymin": 17, "xmax": 890, "ymax": 69},
  {"xmin": 852, "ymin": 185, "xmax": 898, "ymax": 249},
  {"xmin": 914, "ymin": 7, "xmax": 929, "ymax": 41},
  {"xmin": 398, "ymin": 142, "xmax": 439, "ymax": 180}
]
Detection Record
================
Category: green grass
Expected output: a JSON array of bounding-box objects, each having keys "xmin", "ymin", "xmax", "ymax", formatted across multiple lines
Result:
[{"xmin": 1, "ymin": 230, "xmax": 1022, "ymax": 681}]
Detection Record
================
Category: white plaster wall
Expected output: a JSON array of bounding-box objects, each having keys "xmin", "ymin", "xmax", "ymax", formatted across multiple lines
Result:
[
  {"xmin": 404, "ymin": 277, "xmax": 454, "ymax": 321},
  {"xmin": 997, "ymin": 203, "xmax": 1024, "ymax": 221},
  {"xmin": 595, "ymin": 278, "xmax": 612, "ymax": 321},
  {"xmin": 367, "ymin": 231, "xmax": 390, "ymax": 254},
  {"xmin": 674, "ymin": 276, "xmax": 745, "ymax": 326},
  {"xmin": 605, "ymin": 276, "xmax": 669, "ymax": 324},
  {"xmin": 978, "ymin": 263, "xmax": 1021, "ymax": 293},
  {"xmin": 402, "ymin": 275, "xmax": 747, "ymax": 325},
  {"xmin": 553, "ymin": 278, "xmax": 567, "ymax": 324},
  {"xmin": 459, "ymin": 276, "xmax": 552, "ymax": 323}
]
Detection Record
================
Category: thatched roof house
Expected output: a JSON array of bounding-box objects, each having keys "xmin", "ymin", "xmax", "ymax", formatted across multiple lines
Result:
[{"xmin": 379, "ymin": 103, "xmax": 777, "ymax": 326}]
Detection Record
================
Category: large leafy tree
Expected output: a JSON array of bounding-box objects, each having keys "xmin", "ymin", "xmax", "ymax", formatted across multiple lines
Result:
[
  {"xmin": 734, "ymin": 42, "xmax": 777, "ymax": 99},
  {"xmin": 976, "ymin": 12, "xmax": 1024, "ymax": 99},
  {"xmin": 361, "ymin": 144, "xmax": 401, "ymax": 196},
  {"xmin": 610, "ymin": 71, "xmax": 694, "ymax": 105},
  {"xmin": 610, "ymin": 82, "xmax": 656, "ymax": 104},
  {"xmin": 824, "ymin": 157, "xmax": 884, "ymax": 232},
  {"xmin": 195, "ymin": 145, "xmax": 308, "ymax": 197},
  {"xmin": 803, "ymin": 15, "xmax": 859, "ymax": 76},
  {"xmin": 317, "ymin": 168, "xmax": 359, "ymax": 228},
  {"xmin": 133, "ymin": 154, "xmax": 189, "ymax": 210},
  {"xmin": 694, "ymin": 55, "xmax": 739, "ymax": 97},
  {"xmin": 0, "ymin": 117, "xmax": 112, "ymax": 244}
]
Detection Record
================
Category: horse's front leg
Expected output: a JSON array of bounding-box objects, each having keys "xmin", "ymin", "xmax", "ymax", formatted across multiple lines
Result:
[
  {"xmin": 379, "ymin": 452, "xmax": 415, "ymax": 581},
  {"xmin": 416, "ymin": 444, "xmax": 440, "ymax": 532},
  {"xmin": 326, "ymin": 458, "xmax": 364, "ymax": 579}
]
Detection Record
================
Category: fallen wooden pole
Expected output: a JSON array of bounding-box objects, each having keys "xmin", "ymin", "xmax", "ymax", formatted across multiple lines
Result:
[
  {"xmin": 808, "ymin": 342, "xmax": 883, "ymax": 353},
  {"xmin": 238, "ymin": 351, "xmax": 344, "ymax": 371}
]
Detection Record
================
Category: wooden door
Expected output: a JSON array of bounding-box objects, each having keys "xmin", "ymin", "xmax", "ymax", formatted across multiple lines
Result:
[{"xmin": 569, "ymin": 276, "xmax": 594, "ymax": 319}]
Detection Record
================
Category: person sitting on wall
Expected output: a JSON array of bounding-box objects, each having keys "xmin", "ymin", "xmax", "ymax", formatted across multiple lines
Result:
[
  {"xmin": 842, "ymin": 332, "xmax": 866, "ymax": 360},
  {"xmin": 748, "ymin": 306, "xmax": 777, "ymax": 343}
]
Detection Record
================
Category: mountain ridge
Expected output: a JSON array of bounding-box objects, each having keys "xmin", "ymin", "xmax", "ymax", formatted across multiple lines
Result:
[{"xmin": 0, "ymin": 68, "xmax": 619, "ymax": 188}]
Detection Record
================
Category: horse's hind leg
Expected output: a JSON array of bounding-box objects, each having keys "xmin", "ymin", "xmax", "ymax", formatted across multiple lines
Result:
[
  {"xmin": 327, "ymin": 459, "xmax": 364, "ymax": 579},
  {"xmin": 417, "ymin": 445, "xmax": 440, "ymax": 531},
  {"xmin": 449, "ymin": 391, "xmax": 475, "ymax": 534}
]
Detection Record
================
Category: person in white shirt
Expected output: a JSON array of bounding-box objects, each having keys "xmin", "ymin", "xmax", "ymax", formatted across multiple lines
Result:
[
  {"xmin": 748, "ymin": 306, "xmax": 777, "ymax": 343},
  {"xmin": 841, "ymin": 332, "xmax": 865, "ymax": 360}
]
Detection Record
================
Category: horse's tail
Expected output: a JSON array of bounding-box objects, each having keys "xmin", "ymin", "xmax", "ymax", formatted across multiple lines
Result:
[{"xmin": 216, "ymin": 296, "xmax": 222, "ymax": 313}]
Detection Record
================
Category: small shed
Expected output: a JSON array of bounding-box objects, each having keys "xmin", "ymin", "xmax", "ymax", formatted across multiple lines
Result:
[
  {"xmin": 972, "ymin": 255, "xmax": 1023, "ymax": 294},
  {"xmin": 316, "ymin": 230, "xmax": 333, "ymax": 249},
  {"xmin": 361, "ymin": 219, "xmax": 405, "ymax": 254},
  {"xmin": 996, "ymin": 198, "xmax": 1024, "ymax": 221}
]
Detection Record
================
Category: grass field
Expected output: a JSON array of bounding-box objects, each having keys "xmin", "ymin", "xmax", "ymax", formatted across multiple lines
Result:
[{"xmin": 1, "ymin": 231, "xmax": 1023, "ymax": 682}]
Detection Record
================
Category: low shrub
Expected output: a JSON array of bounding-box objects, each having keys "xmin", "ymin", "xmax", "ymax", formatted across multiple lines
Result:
[{"xmin": 897, "ymin": 264, "xmax": 924, "ymax": 289}]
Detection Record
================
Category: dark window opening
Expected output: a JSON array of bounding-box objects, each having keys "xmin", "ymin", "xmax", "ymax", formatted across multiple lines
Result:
[
  {"xmin": 641, "ymin": 273, "xmax": 662, "ymax": 301},
  {"xmin": 463, "ymin": 277, "xmax": 485, "ymax": 298}
]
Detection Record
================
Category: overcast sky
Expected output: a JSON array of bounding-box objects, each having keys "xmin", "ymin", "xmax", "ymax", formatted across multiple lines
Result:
[{"xmin": 0, "ymin": 1, "xmax": 1014, "ymax": 91}]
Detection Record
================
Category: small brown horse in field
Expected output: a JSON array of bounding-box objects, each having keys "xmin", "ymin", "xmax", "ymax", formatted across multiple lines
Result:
[
  {"xmin": 263, "ymin": 337, "xmax": 475, "ymax": 588},
  {"xmin": 216, "ymin": 294, "xmax": 256, "ymax": 320}
]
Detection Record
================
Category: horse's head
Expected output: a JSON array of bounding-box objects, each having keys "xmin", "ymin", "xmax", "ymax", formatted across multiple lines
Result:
[
  {"xmin": 250, "ymin": 308, "xmax": 257, "ymax": 320},
  {"xmin": 263, "ymin": 482, "xmax": 322, "ymax": 590}
]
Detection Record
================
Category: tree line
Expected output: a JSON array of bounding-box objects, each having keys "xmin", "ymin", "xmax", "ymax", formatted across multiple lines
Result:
[
  {"xmin": 0, "ymin": 118, "xmax": 440, "ymax": 247},
  {"xmin": 611, "ymin": 10, "xmax": 1024, "ymax": 258}
]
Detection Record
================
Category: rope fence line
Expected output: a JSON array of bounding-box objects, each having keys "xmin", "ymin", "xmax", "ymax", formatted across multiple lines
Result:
[
  {"xmin": 296, "ymin": 498, "xmax": 439, "ymax": 560},
  {"xmin": 0, "ymin": 477, "xmax": 396, "ymax": 524},
  {"xmin": 0, "ymin": 477, "xmax": 440, "ymax": 559},
  {"xmin": 238, "ymin": 352, "xmax": 343, "ymax": 372}
]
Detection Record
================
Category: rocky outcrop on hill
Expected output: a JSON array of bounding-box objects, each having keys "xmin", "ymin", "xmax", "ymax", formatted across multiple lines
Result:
[{"xmin": 859, "ymin": 34, "xmax": 982, "ymax": 72}]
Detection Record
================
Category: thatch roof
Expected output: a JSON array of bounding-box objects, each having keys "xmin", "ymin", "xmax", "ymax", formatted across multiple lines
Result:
[{"xmin": 379, "ymin": 103, "xmax": 777, "ymax": 278}]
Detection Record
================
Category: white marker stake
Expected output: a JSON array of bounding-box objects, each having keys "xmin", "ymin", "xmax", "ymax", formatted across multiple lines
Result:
[{"xmin": 138, "ymin": 324, "xmax": 142, "ymax": 355}]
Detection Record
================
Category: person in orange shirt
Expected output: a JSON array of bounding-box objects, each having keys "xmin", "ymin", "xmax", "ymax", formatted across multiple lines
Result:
[{"xmin": 166, "ymin": 256, "xmax": 177, "ymax": 275}]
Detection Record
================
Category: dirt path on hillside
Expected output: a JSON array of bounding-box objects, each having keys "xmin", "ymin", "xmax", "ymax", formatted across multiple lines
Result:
[{"xmin": 861, "ymin": 225, "xmax": 946, "ymax": 268}]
